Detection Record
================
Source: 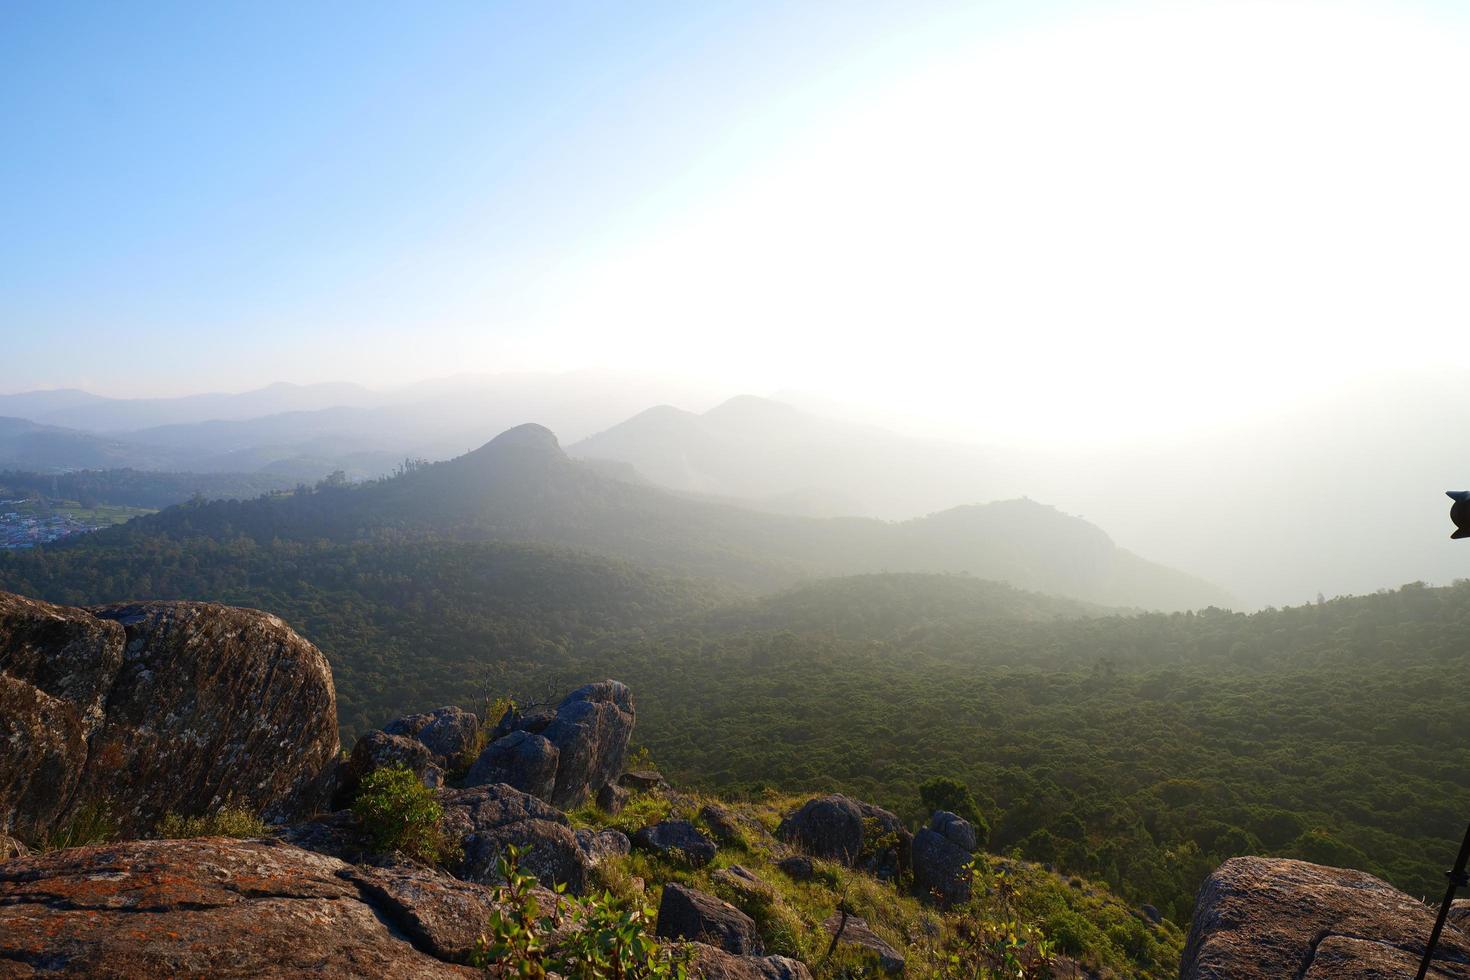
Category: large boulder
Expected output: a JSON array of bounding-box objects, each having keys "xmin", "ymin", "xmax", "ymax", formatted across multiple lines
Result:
[
  {"xmin": 777, "ymin": 795, "xmax": 907, "ymax": 873},
  {"xmin": 1181, "ymin": 856, "xmax": 1470, "ymax": 978},
  {"xmin": 911, "ymin": 811, "xmax": 979, "ymax": 907},
  {"xmin": 687, "ymin": 944, "xmax": 813, "ymax": 980},
  {"xmin": 656, "ymin": 883, "xmax": 759, "ymax": 954},
  {"xmin": 464, "ymin": 730, "xmax": 559, "ymax": 801},
  {"xmin": 384, "ymin": 706, "xmax": 481, "ymax": 768},
  {"xmin": 576, "ymin": 827, "xmax": 632, "ymax": 866},
  {"xmin": 0, "ymin": 592, "xmax": 339, "ymax": 841},
  {"xmin": 0, "ymin": 837, "xmax": 485, "ymax": 976},
  {"xmin": 468, "ymin": 681, "xmax": 634, "ymax": 809},
  {"xmin": 439, "ymin": 783, "xmax": 591, "ymax": 894},
  {"xmin": 633, "ymin": 819, "xmax": 718, "ymax": 867},
  {"xmin": 341, "ymin": 730, "xmax": 446, "ymax": 803}
]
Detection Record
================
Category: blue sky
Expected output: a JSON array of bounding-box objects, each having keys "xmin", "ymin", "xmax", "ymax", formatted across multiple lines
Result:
[{"xmin": 5, "ymin": 1, "xmax": 1470, "ymax": 443}]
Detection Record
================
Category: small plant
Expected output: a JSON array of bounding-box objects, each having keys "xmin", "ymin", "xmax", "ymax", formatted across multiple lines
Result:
[
  {"xmin": 38, "ymin": 801, "xmax": 118, "ymax": 852},
  {"xmin": 474, "ymin": 845, "xmax": 686, "ymax": 980},
  {"xmin": 351, "ymin": 764, "xmax": 457, "ymax": 864},
  {"xmin": 154, "ymin": 805, "xmax": 268, "ymax": 839}
]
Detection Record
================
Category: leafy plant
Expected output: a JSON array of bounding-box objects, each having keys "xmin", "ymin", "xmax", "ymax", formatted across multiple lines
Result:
[{"xmin": 351, "ymin": 764, "xmax": 457, "ymax": 864}]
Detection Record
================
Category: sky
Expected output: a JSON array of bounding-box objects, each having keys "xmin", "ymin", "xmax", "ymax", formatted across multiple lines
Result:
[{"xmin": 5, "ymin": 0, "xmax": 1470, "ymax": 445}]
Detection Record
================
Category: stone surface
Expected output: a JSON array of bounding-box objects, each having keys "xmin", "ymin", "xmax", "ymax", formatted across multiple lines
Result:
[
  {"xmin": 822, "ymin": 912, "xmax": 906, "ymax": 974},
  {"xmin": 597, "ymin": 782, "xmax": 630, "ymax": 815},
  {"xmin": 633, "ymin": 819, "xmax": 718, "ymax": 867},
  {"xmin": 1181, "ymin": 856, "xmax": 1470, "ymax": 979},
  {"xmin": 576, "ymin": 827, "xmax": 632, "ymax": 866},
  {"xmin": 777, "ymin": 855, "xmax": 816, "ymax": 881},
  {"xmin": 713, "ymin": 865, "xmax": 776, "ymax": 902},
  {"xmin": 464, "ymin": 729, "xmax": 559, "ymax": 801},
  {"xmin": 777, "ymin": 795, "xmax": 906, "ymax": 871},
  {"xmin": 0, "ymin": 837, "xmax": 478, "ymax": 977},
  {"xmin": 911, "ymin": 827, "xmax": 973, "ymax": 907},
  {"xmin": 343, "ymin": 729, "xmax": 446, "ymax": 801},
  {"xmin": 0, "ymin": 591, "xmax": 338, "ymax": 841},
  {"xmin": 701, "ymin": 802, "xmax": 745, "ymax": 845},
  {"xmin": 929, "ymin": 810, "xmax": 977, "ymax": 853},
  {"xmin": 657, "ymin": 883, "xmax": 760, "ymax": 954},
  {"xmin": 621, "ymin": 769, "xmax": 667, "ymax": 791},
  {"xmin": 439, "ymin": 783, "xmax": 590, "ymax": 894},
  {"xmin": 687, "ymin": 944, "xmax": 813, "ymax": 980},
  {"xmin": 384, "ymin": 706, "xmax": 481, "ymax": 767}
]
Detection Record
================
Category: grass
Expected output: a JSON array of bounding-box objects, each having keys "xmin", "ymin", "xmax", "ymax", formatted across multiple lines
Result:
[{"xmin": 154, "ymin": 806, "xmax": 269, "ymax": 839}]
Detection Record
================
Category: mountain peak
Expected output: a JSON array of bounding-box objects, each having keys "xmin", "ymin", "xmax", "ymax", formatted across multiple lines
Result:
[
  {"xmin": 702, "ymin": 395, "xmax": 801, "ymax": 422},
  {"xmin": 474, "ymin": 423, "xmax": 565, "ymax": 456}
]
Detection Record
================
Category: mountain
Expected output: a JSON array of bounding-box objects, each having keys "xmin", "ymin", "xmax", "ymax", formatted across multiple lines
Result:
[
  {"xmin": 5, "ymin": 422, "xmax": 1230, "ymax": 610},
  {"xmin": 0, "ymin": 381, "xmax": 381, "ymax": 432},
  {"xmin": 0, "ymin": 417, "xmax": 187, "ymax": 472}
]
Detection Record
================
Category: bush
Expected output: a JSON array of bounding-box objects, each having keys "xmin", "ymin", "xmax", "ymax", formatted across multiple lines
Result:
[
  {"xmin": 37, "ymin": 801, "xmax": 119, "ymax": 852},
  {"xmin": 352, "ymin": 764, "xmax": 457, "ymax": 864},
  {"xmin": 155, "ymin": 806, "xmax": 268, "ymax": 839}
]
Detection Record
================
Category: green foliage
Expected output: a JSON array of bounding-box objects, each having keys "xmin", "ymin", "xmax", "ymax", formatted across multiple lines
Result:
[
  {"xmin": 474, "ymin": 845, "xmax": 686, "ymax": 980},
  {"xmin": 36, "ymin": 801, "xmax": 118, "ymax": 852},
  {"xmin": 351, "ymin": 765, "xmax": 456, "ymax": 865},
  {"xmin": 919, "ymin": 776, "xmax": 990, "ymax": 847},
  {"xmin": 154, "ymin": 806, "xmax": 268, "ymax": 839}
]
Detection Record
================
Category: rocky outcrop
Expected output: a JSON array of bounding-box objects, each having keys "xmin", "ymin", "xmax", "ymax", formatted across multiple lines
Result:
[
  {"xmin": 342, "ymin": 729, "xmax": 446, "ymax": 802},
  {"xmin": 0, "ymin": 591, "xmax": 338, "ymax": 841},
  {"xmin": 0, "ymin": 837, "xmax": 486, "ymax": 976},
  {"xmin": 468, "ymin": 681, "xmax": 635, "ymax": 809},
  {"xmin": 777, "ymin": 795, "xmax": 907, "ymax": 874},
  {"xmin": 822, "ymin": 912, "xmax": 905, "ymax": 974},
  {"xmin": 657, "ymin": 883, "xmax": 760, "ymax": 954},
  {"xmin": 688, "ymin": 944, "xmax": 814, "ymax": 980},
  {"xmin": 633, "ymin": 819, "xmax": 718, "ymax": 867},
  {"xmin": 1181, "ymin": 856, "xmax": 1470, "ymax": 978},
  {"xmin": 439, "ymin": 783, "xmax": 591, "ymax": 894},
  {"xmin": 384, "ymin": 706, "xmax": 480, "ymax": 768},
  {"xmin": 911, "ymin": 811, "xmax": 978, "ymax": 907}
]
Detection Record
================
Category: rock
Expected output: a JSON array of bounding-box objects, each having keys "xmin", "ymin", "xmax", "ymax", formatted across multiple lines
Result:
[
  {"xmin": 0, "ymin": 837, "xmax": 481, "ymax": 976},
  {"xmin": 621, "ymin": 769, "xmax": 668, "ymax": 791},
  {"xmin": 467, "ymin": 680, "xmax": 635, "ymax": 810},
  {"xmin": 0, "ymin": 832, "xmax": 28, "ymax": 861},
  {"xmin": 687, "ymin": 944, "xmax": 814, "ymax": 980},
  {"xmin": 701, "ymin": 802, "xmax": 745, "ymax": 845},
  {"xmin": 822, "ymin": 911, "xmax": 905, "ymax": 974},
  {"xmin": 439, "ymin": 783, "xmax": 590, "ymax": 894},
  {"xmin": 777, "ymin": 855, "xmax": 815, "ymax": 881},
  {"xmin": 713, "ymin": 865, "xmax": 776, "ymax": 902},
  {"xmin": 342, "ymin": 730, "xmax": 446, "ymax": 802},
  {"xmin": 541, "ymin": 681, "xmax": 636, "ymax": 808},
  {"xmin": 633, "ymin": 819, "xmax": 718, "ymax": 867},
  {"xmin": 597, "ymin": 782, "xmax": 630, "ymax": 815},
  {"xmin": 911, "ymin": 827, "xmax": 973, "ymax": 907},
  {"xmin": 1141, "ymin": 903, "xmax": 1162, "ymax": 925},
  {"xmin": 1451, "ymin": 898, "xmax": 1470, "ymax": 932},
  {"xmin": 929, "ymin": 811, "xmax": 977, "ymax": 853},
  {"xmin": 0, "ymin": 592, "xmax": 339, "ymax": 841},
  {"xmin": 656, "ymin": 883, "xmax": 759, "ymax": 954},
  {"xmin": 463, "ymin": 729, "xmax": 559, "ymax": 801},
  {"xmin": 1181, "ymin": 856, "xmax": 1470, "ymax": 978},
  {"xmin": 384, "ymin": 706, "xmax": 481, "ymax": 767},
  {"xmin": 576, "ymin": 827, "xmax": 631, "ymax": 865},
  {"xmin": 776, "ymin": 795, "xmax": 906, "ymax": 871}
]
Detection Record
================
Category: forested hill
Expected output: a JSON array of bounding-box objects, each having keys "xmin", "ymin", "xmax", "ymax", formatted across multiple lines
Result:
[{"xmin": 39, "ymin": 422, "xmax": 1229, "ymax": 610}]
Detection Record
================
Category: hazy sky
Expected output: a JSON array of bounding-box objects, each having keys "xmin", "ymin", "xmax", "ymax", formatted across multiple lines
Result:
[{"xmin": 5, "ymin": 0, "xmax": 1469, "ymax": 443}]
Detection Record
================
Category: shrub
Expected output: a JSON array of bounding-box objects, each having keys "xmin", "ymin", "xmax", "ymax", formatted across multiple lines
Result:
[
  {"xmin": 38, "ymin": 801, "xmax": 118, "ymax": 852},
  {"xmin": 352, "ymin": 764, "xmax": 457, "ymax": 864},
  {"xmin": 155, "ymin": 806, "xmax": 268, "ymax": 839}
]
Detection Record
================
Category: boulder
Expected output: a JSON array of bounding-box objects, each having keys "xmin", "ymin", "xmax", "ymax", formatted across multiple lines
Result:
[
  {"xmin": 0, "ymin": 837, "xmax": 482, "ymax": 976},
  {"xmin": 467, "ymin": 680, "xmax": 635, "ymax": 809},
  {"xmin": 576, "ymin": 827, "xmax": 632, "ymax": 866},
  {"xmin": 439, "ymin": 783, "xmax": 590, "ymax": 894},
  {"xmin": 633, "ymin": 819, "xmax": 717, "ymax": 867},
  {"xmin": 822, "ymin": 912, "xmax": 905, "ymax": 974},
  {"xmin": 1181, "ymin": 856, "xmax": 1470, "ymax": 978},
  {"xmin": 929, "ymin": 811, "xmax": 977, "ymax": 853},
  {"xmin": 1141, "ymin": 903, "xmax": 1162, "ymax": 925},
  {"xmin": 342, "ymin": 730, "xmax": 446, "ymax": 802},
  {"xmin": 687, "ymin": 944, "xmax": 813, "ymax": 980},
  {"xmin": 911, "ymin": 827, "xmax": 974, "ymax": 907},
  {"xmin": 0, "ymin": 592, "xmax": 339, "ymax": 841},
  {"xmin": 656, "ymin": 883, "xmax": 759, "ymax": 954},
  {"xmin": 597, "ymin": 782, "xmax": 630, "ymax": 815},
  {"xmin": 777, "ymin": 855, "xmax": 815, "ymax": 881},
  {"xmin": 713, "ymin": 865, "xmax": 776, "ymax": 903},
  {"xmin": 621, "ymin": 769, "xmax": 668, "ymax": 791},
  {"xmin": 776, "ymin": 795, "xmax": 906, "ymax": 872},
  {"xmin": 701, "ymin": 802, "xmax": 745, "ymax": 845},
  {"xmin": 463, "ymin": 730, "xmax": 558, "ymax": 801},
  {"xmin": 384, "ymin": 706, "xmax": 481, "ymax": 767}
]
